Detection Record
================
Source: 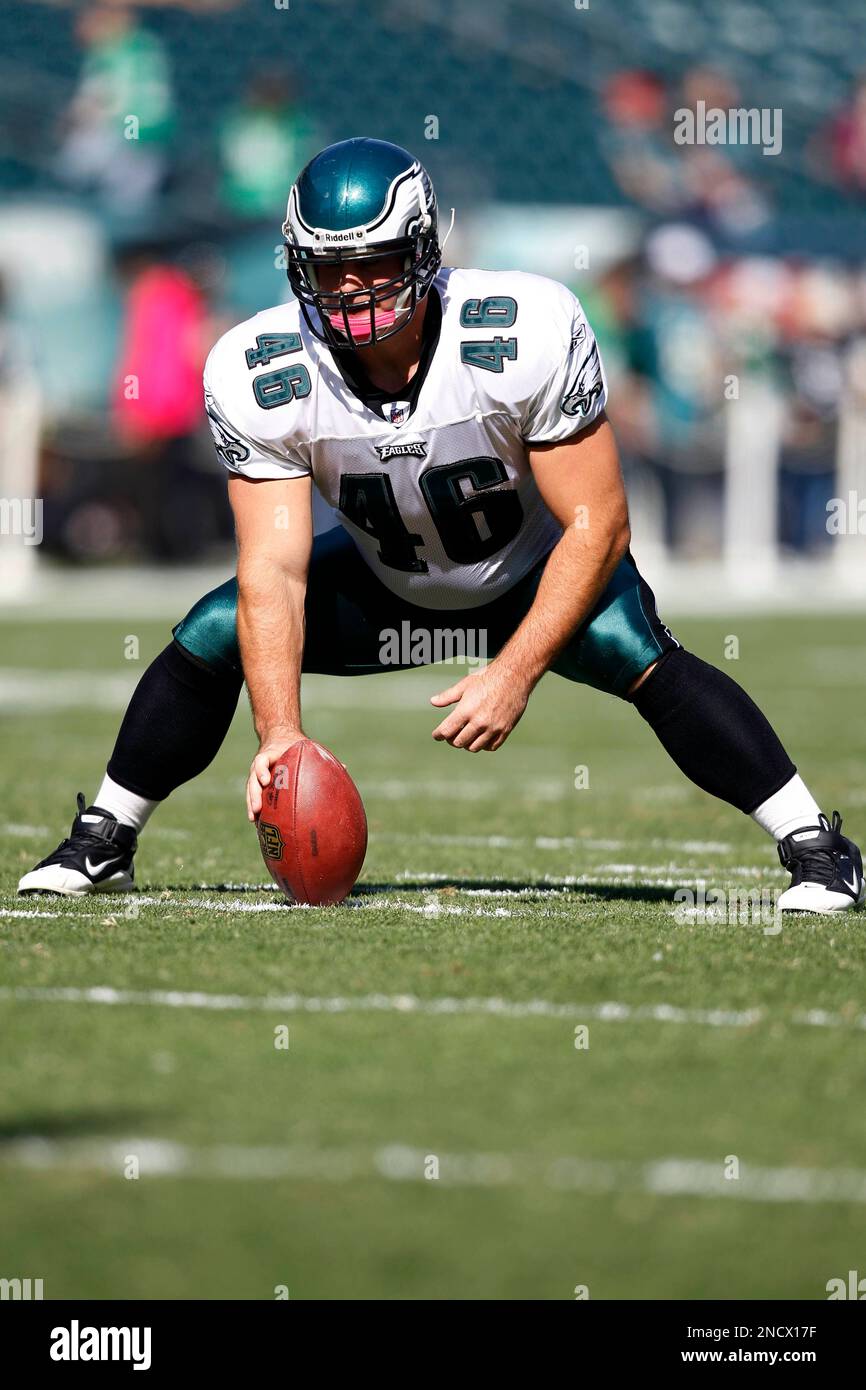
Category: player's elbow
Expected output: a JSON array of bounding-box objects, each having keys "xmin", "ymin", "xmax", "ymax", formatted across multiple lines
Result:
[
  {"xmin": 610, "ymin": 508, "xmax": 631, "ymax": 563},
  {"xmin": 237, "ymin": 552, "xmax": 308, "ymax": 604}
]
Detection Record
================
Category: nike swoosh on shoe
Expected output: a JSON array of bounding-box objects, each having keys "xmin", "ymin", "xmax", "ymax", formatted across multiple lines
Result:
[{"xmin": 85, "ymin": 856, "xmax": 123, "ymax": 877}]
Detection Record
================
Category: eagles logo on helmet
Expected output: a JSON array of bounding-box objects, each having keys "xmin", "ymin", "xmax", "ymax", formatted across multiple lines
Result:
[{"xmin": 282, "ymin": 137, "xmax": 442, "ymax": 351}]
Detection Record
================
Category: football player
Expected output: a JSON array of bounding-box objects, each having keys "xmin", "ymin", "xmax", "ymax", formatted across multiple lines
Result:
[{"xmin": 19, "ymin": 138, "xmax": 863, "ymax": 913}]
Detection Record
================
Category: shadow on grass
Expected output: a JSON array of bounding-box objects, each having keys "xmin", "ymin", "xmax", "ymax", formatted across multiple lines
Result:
[
  {"xmin": 358, "ymin": 878, "xmax": 675, "ymax": 905},
  {"xmin": 157, "ymin": 879, "xmax": 675, "ymax": 906},
  {"xmin": 0, "ymin": 1109, "xmax": 162, "ymax": 1144}
]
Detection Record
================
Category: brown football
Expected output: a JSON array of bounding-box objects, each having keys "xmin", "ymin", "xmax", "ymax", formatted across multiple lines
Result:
[{"xmin": 255, "ymin": 738, "xmax": 367, "ymax": 905}]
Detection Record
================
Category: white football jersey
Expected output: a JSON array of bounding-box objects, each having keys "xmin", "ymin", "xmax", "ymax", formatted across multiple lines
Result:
[{"xmin": 204, "ymin": 267, "xmax": 607, "ymax": 610}]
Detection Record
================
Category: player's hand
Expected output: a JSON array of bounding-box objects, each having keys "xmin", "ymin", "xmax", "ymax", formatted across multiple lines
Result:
[
  {"xmin": 247, "ymin": 729, "xmax": 305, "ymax": 822},
  {"xmin": 430, "ymin": 665, "xmax": 531, "ymax": 752}
]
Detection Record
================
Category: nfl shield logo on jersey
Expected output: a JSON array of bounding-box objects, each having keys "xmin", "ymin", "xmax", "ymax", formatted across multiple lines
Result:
[{"xmin": 386, "ymin": 400, "xmax": 411, "ymax": 426}]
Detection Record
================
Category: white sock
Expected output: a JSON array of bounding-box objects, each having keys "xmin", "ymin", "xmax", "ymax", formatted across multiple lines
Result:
[
  {"xmin": 92, "ymin": 773, "xmax": 159, "ymax": 833},
  {"xmin": 750, "ymin": 774, "xmax": 822, "ymax": 842}
]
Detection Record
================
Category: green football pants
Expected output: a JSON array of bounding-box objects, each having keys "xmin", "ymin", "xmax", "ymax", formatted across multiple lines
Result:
[{"xmin": 173, "ymin": 525, "xmax": 677, "ymax": 699}]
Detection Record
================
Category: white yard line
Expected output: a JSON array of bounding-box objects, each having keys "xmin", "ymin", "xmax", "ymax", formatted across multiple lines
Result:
[
  {"xmin": 0, "ymin": 670, "xmax": 137, "ymax": 713},
  {"xmin": 0, "ymin": 909, "xmax": 82, "ymax": 919},
  {"xmin": 3, "ymin": 1134, "xmax": 865, "ymax": 1205},
  {"xmin": 381, "ymin": 832, "xmax": 734, "ymax": 854},
  {"xmin": 112, "ymin": 895, "xmax": 521, "ymax": 918},
  {"xmin": 2, "ymin": 983, "xmax": 865, "ymax": 1038},
  {"xmin": 0, "ymin": 984, "xmax": 760, "ymax": 1027},
  {"xmin": 0, "ymin": 880, "xmax": 773, "ymax": 922},
  {"xmin": 361, "ymin": 778, "xmax": 569, "ymax": 802},
  {"xmin": 0, "ymin": 670, "xmax": 472, "ymax": 715}
]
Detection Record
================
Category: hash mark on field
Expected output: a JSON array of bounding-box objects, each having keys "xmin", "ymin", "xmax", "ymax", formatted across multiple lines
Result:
[
  {"xmin": 3, "ymin": 983, "xmax": 866, "ymax": 1037},
  {"xmin": 4, "ymin": 1135, "xmax": 866, "ymax": 1206}
]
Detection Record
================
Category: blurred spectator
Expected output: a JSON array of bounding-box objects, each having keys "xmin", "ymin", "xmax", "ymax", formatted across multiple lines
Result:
[
  {"xmin": 599, "ymin": 71, "xmax": 687, "ymax": 216},
  {"xmin": 774, "ymin": 263, "xmax": 854, "ymax": 553},
  {"xmin": 635, "ymin": 227, "xmax": 729, "ymax": 554},
  {"xmin": 677, "ymin": 67, "xmax": 771, "ymax": 238},
  {"xmin": 57, "ymin": 4, "xmax": 175, "ymax": 215},
  {"xmin": 600, "ymin": 66, "xmax": 771, "ymax": 237},
  {"xmin": 580, "ymin": 256, "xmax": 657, "ymax": 461},
  {"xmin": 820, "ymin": 78, "xmax": 866, "ymax": 194},
  {"xmin": 218, "ymin": 69, "xmax": 318, "ymax": 222},
  {"xmin": 639, "ymin": 225, "xmax": 724, "ymax": 450},
  {"xmin": 114, "ymin": 257, "xmax": 206, "ymax": 444},
  {"xmin": 111, "ymin": 245, "xmax": 231, "ymax": 558},
  {"xmin": 0, "ymin": 273, "xmax": 16, "ymax": 386}
]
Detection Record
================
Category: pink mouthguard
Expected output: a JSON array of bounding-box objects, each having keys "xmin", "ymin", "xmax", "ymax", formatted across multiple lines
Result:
[{"xmin": 327, "ymin": 306, "xmax": 397, "ymax": 337}]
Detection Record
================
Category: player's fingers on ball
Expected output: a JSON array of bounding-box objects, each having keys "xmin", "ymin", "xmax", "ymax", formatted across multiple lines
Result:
[{"xmin": 254, "ymin": 753, "xmax": 271, "ymax": 785}]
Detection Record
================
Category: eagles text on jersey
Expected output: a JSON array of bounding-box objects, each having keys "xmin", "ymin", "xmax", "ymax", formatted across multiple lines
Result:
[{"xmin": 203, "ymin": 268, "xmax": 608, "ymax": 611}]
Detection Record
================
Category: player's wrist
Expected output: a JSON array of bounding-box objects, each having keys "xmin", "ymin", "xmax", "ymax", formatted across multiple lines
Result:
[
  {"xmin": 258, "ymin": 725, "xmax": 304, "ymax": 749},
  {"xmin": 492, "ymin": 648, "xmax": 544, "ymax": 691}
]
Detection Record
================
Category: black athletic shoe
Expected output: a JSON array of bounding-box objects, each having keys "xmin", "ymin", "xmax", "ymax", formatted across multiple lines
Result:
[
  {"xmin": 18, "ymin": 794, "xmax": 138, "ymax": 896},
  {"xmin": 777, "ymin": 811, "xmax": 864, "ymax": 913}
]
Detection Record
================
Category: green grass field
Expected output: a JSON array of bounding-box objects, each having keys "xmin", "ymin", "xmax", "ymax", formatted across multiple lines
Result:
[{"xmin": 1, "ymin": 612, "xmax": 865, "ymax": 1299}]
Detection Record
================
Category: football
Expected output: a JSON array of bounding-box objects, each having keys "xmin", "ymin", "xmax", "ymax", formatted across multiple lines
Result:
[{"xmin": 255, "ymin": 737, "xmax": 367, "ymax": 905}]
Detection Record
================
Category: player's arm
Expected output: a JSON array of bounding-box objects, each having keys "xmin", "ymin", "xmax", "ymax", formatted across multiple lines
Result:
[
  {"xmin": 229, "ymin": 473, "xmax": 313, "ymax": 819},
  {"xmin": 431, "ymin": 415, "xmax": 630, "ymax": 752},
  {"xmin": 501, "ymin": 413, "xmax": 630, "ymax": 678}
]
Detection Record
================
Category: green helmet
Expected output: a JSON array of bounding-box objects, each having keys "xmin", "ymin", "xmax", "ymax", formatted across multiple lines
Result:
[{"xmin": 282, "ymin": 137, "xmax": 442, "ymax": 349}]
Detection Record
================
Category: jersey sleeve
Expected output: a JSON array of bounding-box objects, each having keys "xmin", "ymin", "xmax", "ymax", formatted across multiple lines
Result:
[
  {"xmin": 521, "ymin": 289, "xmax": 608, "ymax": 446},
  {"xmin": 203, "ymin": 332, "xmax": 312, "ymax": 482}
]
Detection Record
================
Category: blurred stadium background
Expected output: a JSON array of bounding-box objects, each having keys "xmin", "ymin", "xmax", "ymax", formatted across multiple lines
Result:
[{"xmin": 1, "ymin": 0, "xmax": 865, "ymax": 616}]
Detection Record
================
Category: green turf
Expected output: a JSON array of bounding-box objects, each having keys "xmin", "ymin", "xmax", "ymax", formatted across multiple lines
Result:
[{"xmin": 1, "ymin": 614, "xmax": 865, "ymax": 1299}]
